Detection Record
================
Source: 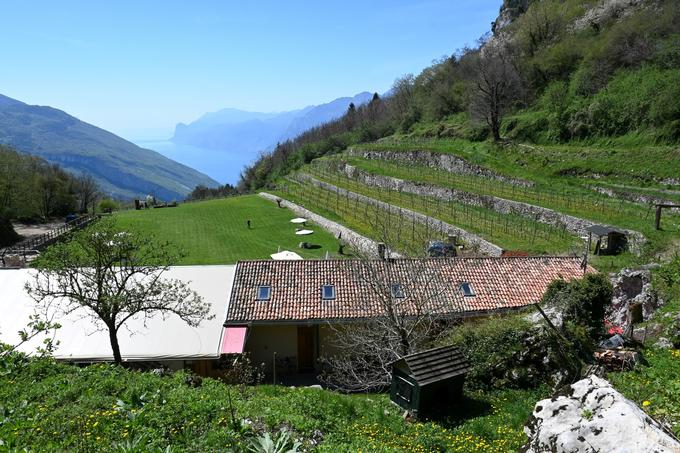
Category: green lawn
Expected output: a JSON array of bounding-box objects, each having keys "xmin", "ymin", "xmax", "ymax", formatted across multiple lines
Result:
[
  {"xmin": 0, "ymin": 358, "xmax": 544, "ymax": 452},
  {"xmin": 115, "ymin": 195, "xmax": 342, "ymax": 264}
]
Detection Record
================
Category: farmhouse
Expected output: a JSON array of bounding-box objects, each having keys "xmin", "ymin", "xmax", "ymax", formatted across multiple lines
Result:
[
  {"xmin": 0, "ymin": 265, "xmax": 236, "ymax": 377},
  {"xmin": 225, "ymin": 256, "xmax": 592, "ymax": 376},
  {"xmin": 1, "ymin": 257, "xmax": 592, "ymax": 379}
]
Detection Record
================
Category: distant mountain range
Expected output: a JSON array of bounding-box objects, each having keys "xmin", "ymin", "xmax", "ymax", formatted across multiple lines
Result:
[
  {"xmin": 172, "ymin": 92, "xmax": 374, "ymax": 153},
  {"xmin": 0, "ymin": 94, "xmax": 218, "ymax": 200}
]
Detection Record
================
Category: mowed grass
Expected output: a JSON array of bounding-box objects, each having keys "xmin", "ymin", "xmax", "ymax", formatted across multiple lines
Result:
[{"xmin": 115, "ymin": 195, "xmax": 341, "ymax": 264}]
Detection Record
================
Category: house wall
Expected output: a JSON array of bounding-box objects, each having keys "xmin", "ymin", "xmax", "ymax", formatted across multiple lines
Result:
[
  {"xmin": 245, "ymin": 325, "xmax": 298, "ymax": 373},
  {"xmin": 244, "ymin": 324, "xmax": 347, "ymax": 374}
]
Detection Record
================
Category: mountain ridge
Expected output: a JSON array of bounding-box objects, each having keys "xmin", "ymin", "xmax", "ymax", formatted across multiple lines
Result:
[
  {"xmin": 172, "ymin": 92, "xmax": 373, "ymax": 154},
  {"xmin": 0, "ymin": 94, "xmax": 219, "ymax": 200}
]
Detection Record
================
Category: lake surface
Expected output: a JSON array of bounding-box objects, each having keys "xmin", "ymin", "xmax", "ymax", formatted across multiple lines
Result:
[{"xmin": 134, "ymin": 139, "xmax": 256, "ymax": 186}]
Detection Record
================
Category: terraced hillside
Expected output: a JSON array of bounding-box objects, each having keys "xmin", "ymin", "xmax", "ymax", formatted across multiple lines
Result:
[{"xmin": 270, "ymin": 137, "xmax": 679, "ymax": 271}]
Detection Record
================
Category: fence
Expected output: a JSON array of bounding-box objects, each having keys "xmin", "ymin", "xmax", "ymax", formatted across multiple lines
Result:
[{"xmin": 1, "ymin": 214, "xmax": 98, "ymax": 267}]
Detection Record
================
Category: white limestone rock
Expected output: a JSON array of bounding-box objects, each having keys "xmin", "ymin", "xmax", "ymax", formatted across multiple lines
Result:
[{"xmin": 523, "ymin": 376, "xmax": 680, "ymax": 452}]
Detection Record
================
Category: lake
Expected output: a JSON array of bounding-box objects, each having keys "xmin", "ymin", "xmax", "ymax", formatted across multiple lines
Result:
[{"xmin": 134, "ymin": 139, "xmax": 257, "ymax": 186}]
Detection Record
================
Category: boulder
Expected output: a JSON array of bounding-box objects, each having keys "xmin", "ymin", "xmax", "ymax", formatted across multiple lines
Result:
[
  {"xmin": 655, "ymin": 337, "xmax": 673, "ymax": 349},
  {"xmin": 523, "ymin": 376, "xmax": 680, "ymax": 453},
  {"xmin": 607, "ymin": 268, "xmax": 660, "ymax": 332}
]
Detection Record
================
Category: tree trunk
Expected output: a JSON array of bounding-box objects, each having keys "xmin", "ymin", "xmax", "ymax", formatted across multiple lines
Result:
[{"xmin": 108, "ymin": 325, "xmax": 123, "ymax": 364}]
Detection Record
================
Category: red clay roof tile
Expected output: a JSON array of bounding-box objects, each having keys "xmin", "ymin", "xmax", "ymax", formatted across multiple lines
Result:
[{"xmin": 225, "ymin": 257, "xmax": 593, "ymax": 324}]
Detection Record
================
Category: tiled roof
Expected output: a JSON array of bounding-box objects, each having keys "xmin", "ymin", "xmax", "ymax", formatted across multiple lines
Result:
[{"xmin": 225, "ymin": 257, "xmax": 593, "ymax": 324}]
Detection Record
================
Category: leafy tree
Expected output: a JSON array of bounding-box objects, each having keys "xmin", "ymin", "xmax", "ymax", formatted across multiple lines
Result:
[{"xmin": 26, "ymin": 218, "xmax": 213, "ymax": 364}]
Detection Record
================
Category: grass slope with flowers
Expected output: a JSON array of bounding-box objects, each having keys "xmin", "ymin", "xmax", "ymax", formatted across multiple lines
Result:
[{"xmin": 0, "ymin": 358, "xmax": 542, "ymax": 452}]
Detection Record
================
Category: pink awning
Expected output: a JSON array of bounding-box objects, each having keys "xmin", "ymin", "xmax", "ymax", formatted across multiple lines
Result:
[{"xmin": 220, "ymin": 327, "xmax": 247, "ymax": 354}]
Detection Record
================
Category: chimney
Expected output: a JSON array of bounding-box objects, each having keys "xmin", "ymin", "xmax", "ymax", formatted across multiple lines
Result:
[{"xmin": 377, "ymin": 242, "xmax": 386, "ymax": 260}]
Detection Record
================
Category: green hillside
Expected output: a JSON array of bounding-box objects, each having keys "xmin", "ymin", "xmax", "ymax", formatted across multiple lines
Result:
[
  {"xmin": 115, "ymin": 195, "xmax": 343, "ymax": 264},
  {"xmin": 0, "ymin": 94, "xmax": 219, "ymax": 201}
]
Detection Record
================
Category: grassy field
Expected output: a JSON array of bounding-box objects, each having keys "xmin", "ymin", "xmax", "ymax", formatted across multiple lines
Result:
[
  {"xmin": 0, "ymin": 358, "xmax": 544, "ymax": 452},
  {"xmin": 115, "ymin": 195, "xmax": 342, "ymax": 264}
]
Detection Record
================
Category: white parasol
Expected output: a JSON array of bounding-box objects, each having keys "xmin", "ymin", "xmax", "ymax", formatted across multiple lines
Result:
[{"xmin": 270, "ymin": 250, "xmax": 303, "ymax": 260}]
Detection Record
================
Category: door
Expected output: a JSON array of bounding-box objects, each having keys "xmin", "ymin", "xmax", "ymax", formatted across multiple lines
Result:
[{"xmin": 297, "ymin": 326, "xmax": 315, "ymax": 371}]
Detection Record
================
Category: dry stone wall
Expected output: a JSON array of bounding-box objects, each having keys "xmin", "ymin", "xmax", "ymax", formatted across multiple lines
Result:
[
  {"xmin": 294, "ymin": 174, "xmax": 504, "ymax": 257},
  {"xmin": 347, "ymin": 147, "xmax": 533, "ymax": 187},
  {"xmin": 336, "ymin": 162, "xmax": 646, "ymax": 254}
]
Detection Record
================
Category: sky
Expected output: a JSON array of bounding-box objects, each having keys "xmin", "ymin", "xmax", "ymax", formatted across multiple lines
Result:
[{"xmin": 1, "ymin": 1, "xmax": 500, "ymax": 140}]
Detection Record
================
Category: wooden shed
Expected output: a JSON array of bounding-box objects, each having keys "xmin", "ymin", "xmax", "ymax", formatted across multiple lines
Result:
[
  {"xmin": 390, "ymin": 345, "xmax": 469, "ymax": 416},
  {"xmin": 587, "ymin": 224, "xmax": 628, "ymax": 255}
]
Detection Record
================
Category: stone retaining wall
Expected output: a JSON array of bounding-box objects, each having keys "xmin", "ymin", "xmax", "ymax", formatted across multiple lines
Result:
[
  {"xmin": 333, "ymin": 162, "xmax": 646, "ymax": 255},
  {"xmin": 347, "ymin": 147, "xmax": 532, "ymax": 187},
  {"xmin": 293, "ymin": 175, "xmax": 504, "ymax": 257}
]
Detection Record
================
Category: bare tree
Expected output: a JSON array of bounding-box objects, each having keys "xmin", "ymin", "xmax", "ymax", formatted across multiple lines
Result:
[
  {"xmin": 73, "ymin": 174, "xmax": 100, "ymax": 214},
  {"xmin": 321, "ymin": 210, "xmax": 454, "ymax": 391},
  {"xmin": 321, "ymin": 258, "xmax": 452, "ymax": 391},
  {"xmin": 26, "ymin": 217, "xmax": 213, "ymax": 364},
  {"xmin": 468, "ymin": 42, "xmax": 522, "ymax": 141}
]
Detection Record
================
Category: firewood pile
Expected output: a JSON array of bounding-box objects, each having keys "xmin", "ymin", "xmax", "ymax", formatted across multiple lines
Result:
[{"xmin": 594, "ymin": 348, "xmax": 643, "ymax": 371}]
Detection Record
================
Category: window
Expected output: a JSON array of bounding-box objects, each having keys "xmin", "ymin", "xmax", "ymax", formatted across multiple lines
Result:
[
  {"xmin": 391, "ymin": 283, "xmax": 405, "ymax": 299},
  {"xmin": 257, "ymin": 285, "xmax": 271, "ymax": 300},
  {"xmin": 395, "ymin": 376, "xmax": 413, "ymax": 403},
  {"xmin": 322, "ymin": 284, "xmax": 336, "ymax": 300},
  {"xmin": 459, "ymin": 282, "xmax": 475, "ymax": 297}
]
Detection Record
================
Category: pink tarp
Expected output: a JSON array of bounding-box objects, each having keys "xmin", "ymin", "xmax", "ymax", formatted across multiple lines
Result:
[{"xmin": 220, "ymin": 327, "xmax": 247, "ymax": 354}]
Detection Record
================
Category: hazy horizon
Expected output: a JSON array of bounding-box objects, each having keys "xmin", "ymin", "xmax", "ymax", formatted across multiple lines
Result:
[{"xmin": 1, "ymin": 1, "xmax": 499, "ymax": 139}]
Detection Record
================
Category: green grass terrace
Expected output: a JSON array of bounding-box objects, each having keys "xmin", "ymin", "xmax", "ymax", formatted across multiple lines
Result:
[{"xmin": 115, "ymin": 195, "xmax": 342, "ymax": 264}]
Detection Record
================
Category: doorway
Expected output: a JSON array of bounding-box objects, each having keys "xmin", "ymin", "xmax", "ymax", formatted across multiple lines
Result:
[{"xmin": 297, "ymin": 326, "xmax": 316, "ymax": 371}]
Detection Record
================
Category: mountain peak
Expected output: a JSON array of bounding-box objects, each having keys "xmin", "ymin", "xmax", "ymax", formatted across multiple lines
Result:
[{"xmin": 0, "ymin": 94, "xmax": 26, "ymax": 108}]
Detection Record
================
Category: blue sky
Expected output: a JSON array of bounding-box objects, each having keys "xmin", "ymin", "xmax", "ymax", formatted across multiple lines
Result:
[{"xmin": 1, "ymin": 1, "xmax": 500, "ymax": 139}]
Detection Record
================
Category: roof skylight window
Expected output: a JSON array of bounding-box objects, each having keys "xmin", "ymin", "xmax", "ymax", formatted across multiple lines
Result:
[
  {"xmin": 257, "ymin": 285, "xmax": 271, "ymax": 301},
  {"xmin": 322, "ymin": 284, "xmax": 336, "ymax": 300},
  {"xmin": 459, "ymin": 282, "xmax": 475, "ymax": 297},
  {"xmin": 391, "ymin": 283, "xmax": 405, "ymax": 299}
]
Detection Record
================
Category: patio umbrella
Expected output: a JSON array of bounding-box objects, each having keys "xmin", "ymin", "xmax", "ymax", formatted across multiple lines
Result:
[
  {"xmin": 295, "ymin": 229, "xmax": 314, "ymax": 235},
  {"xmin": 290, "ymin": 218, "xmax": 307, "ymax": 224},
  {"xmin": 270, "ymin": 250, "xmax": 303, "ymax": 260}
]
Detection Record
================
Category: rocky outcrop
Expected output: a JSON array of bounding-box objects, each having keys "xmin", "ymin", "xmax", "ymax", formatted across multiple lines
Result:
[
  {"xmin": 607, "ymin": 267, "xmax": 662, "ymax": 332},
  {"xmin": 523, "ymin": 376, "xmax": 680, "ymax": 452},
  {"xmin": 293, "ymin": 174, "xmax": 504, "ymax": 257},
  {"xmin": 571, "ymin": 0, "xmax": 647, "ymax": 32},
  {"xmin": 346, "ymin": 148, "xmax": 533, "ymax": 187}
]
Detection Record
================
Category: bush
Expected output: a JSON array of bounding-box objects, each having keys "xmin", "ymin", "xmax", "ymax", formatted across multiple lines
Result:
[
  {"xmin": 445, "ymin": 315, "xmax": 563, "ymax": 390},
  {"xmin": 0, "ymin": 214, "xmax": 21, "ymax": 247},
  {"xmin": 541, "ymin": 273, "xmax": 613, "ymax": 338},
  {"xmin": 98, "ymin": 198, "xmax": 119, "ymax": 213}
]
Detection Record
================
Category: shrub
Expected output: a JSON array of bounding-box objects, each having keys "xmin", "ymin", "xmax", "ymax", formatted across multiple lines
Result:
[
  {"xmin": 541, "ymin": 273, "xmax": 613, "ymax": 338},
  {"xmin": 0, "ymin": 214, "xmax": 21, "ymax": 247},
  {"xmin": 99, "ymin": 198, "xmax": 119, "ymax": 213}
]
